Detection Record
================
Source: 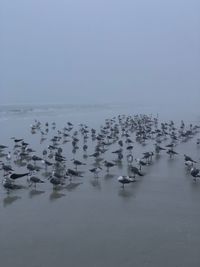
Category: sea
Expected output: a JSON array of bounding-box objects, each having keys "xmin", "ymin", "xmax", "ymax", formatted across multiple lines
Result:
[{"xmin": 0, "ymin": 102, "xmax": 200, "ymax": 267}]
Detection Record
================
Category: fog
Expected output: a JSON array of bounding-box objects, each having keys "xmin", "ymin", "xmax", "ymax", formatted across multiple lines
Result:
[{"xmin": 1, "ymin": 0, "xmax": 200, "ymax": 107}]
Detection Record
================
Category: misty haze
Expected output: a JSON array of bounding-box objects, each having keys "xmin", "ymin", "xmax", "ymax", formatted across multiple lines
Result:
[{"xmin": 0, "ymin": 1, "xmax": 200, "ymax": 267}]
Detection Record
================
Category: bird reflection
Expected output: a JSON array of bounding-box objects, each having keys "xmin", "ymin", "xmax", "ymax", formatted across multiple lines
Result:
[
  {"xmin": 113, "ymin": 159, "xmax": 123, "ymax": 169},
  {"xmin": 65, "ymin": 182, "xmax": 82, "ymax": 191},
  {"xmin": 90, "ymin": 179, "xmax": 101, "ymax": 190},
  {"xmin": 118, "ymin": 189, "xmax": 135, "ymax": 199},
  {"xmin": 49, "ymin": 191, "xmax": 66, "ymax": 201},
  {"xmin": 104, "ymin": 173, "xmax": 115, "ymax": 179},
  {"xmin": 29, "ymin": 189, "xmax": 45, "ymax": 198},
  {"xmin": 3, "ymin": 195, "xmax": 21, "ymax": 207}
]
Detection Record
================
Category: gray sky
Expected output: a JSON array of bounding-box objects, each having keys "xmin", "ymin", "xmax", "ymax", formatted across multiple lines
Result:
[{"xmin": 1, "ymin": 0, "xmax": 200, "ymax": 106}]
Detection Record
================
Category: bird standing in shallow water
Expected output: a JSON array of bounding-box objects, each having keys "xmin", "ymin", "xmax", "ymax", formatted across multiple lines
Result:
[
  {"xmin": 117, "ymin": 176, "xmax": 136, "ymax": 188},
  {"xmin": 190, "ymin": 167, "xmax": 200, "ymax": 181},
  {"xmin": 130, "ymin": 166, "xmax": 144, "ymax": 178},
  {"xmin": 104, "ymin": 161, "xmax": 115, "ymax": 173},
  {"xmin": 28, "ymin": 176, "xmax": 44, "ymax": 188},
  {"xmin": 89, "ymin": 167, "xmax": 102, "ymax": 178}
]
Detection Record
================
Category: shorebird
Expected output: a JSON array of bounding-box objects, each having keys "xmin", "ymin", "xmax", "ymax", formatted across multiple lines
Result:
[
  {"xmin": 104, "ymin": 161, "xmax": 115, "ymax": 172},
  {"xmin": 154, "ymin": 144, "xmax": 166, "ymax": 154},
  {"xmin": 32, "ymin": 155, "xmax": 43, "ymax": 164},
  {"xmin": 71, "ymin": 159, "xmax": 86, "ymax": 170},
  {"xmin": 117, "ymin": 175, "xmax": 136, "ymax": 188},
  {"xmin": 142, "ymin": 152, "xmax": 154, "ymax": 164},
  {"xmin": 135, "ymin": 158, "xmax": 147, "ymax": 170},
  {"xmin": 130, "ymin": 166, "xmax": 144, "ymax": 178},
  {"xmin": 184, "ymin": 154, "xmax": 197, "ymax": 163},
  {"xmin": 89, "ymin": 167, "xmax": 102, "ymax": 178},
  {"xmin": 2, "ymin": 178, "xmax": 23, "ymax": 193},
  {"xmin": 7, "ymin": 172, "xmax": 29, "ymax": 181},
  {"xmin": 67, "ymin": 168, "xmax": 83, "ymax": 178},
  {"xmin": 190, "ymin": 167, "xmax": 200, "ymax": 181},
  {"xmin": 0, "ymin": 163, "xmax": 14, "ymax": 173},
  {"xmin": 166, "ymin": 149, "xmax": 178, "ymax": 158},
  {"xmin": 0, "ymin": 145, "xmax": 8, "ymax": 150},
  {"xmin": 11, "ymin": 138, "xmax": 24, "ymax": 143},
  {"xmin": 49, "ymin": 177, "xmax": 64, "ymax": 189},
  {"xmin": 28, "ymin": 176, "xmax": 45, "ymax": 187}
]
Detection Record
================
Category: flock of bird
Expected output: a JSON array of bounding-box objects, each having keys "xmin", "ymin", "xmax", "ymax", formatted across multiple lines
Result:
[{"xmin": 0, "ymin": 114, "xmax": 200, "ymax": 196}]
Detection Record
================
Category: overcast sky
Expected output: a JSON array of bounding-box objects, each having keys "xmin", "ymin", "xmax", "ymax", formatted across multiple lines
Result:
[{"xmin": 1, "ymin": 0, "xmax": 199, "ymax": 106}]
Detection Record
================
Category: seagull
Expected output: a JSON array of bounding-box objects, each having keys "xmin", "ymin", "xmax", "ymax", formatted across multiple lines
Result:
[
  {"xmin": 117, "ymin": 175, "xmax": 136, "ymax": 188},
  {"xmin": 28, "ymin": 176, "xmax": 45, "ymax": 187},
  {"xmin": 135, "ymin": 158, "xmax": 147, "ymax": 170},
  {"xmin": 67, "ymin": 169, "xmax": 83, "ymax": 178},
  {"xmin": 184, "ymin": 154, "xmax": 197, "ymax": 163},
  {"xmin": 32, "ymin": 155, "xmax": 43, "ymax": 163},
  {"xmin": 0, "ymin": 145, "xmax": 8, "ymax": 150},
  {"xmin": 49, "ymin": 177, "xmax": 64, "ymax": 189},
  {"xmin": 71, "ymin": 159, "xmax": 86, "ymax": 170},
  {"xmin": 190, "ymin": 167, "xmax": 200, "ymax": 181},
  {"xmin": 130, "ymin": 166, "xmax": 144, "ymax": 178},
  {"xmin": 2, "ymin": 178, "xmax": 23, "ymax": 192},
  {"xmin": 89, "ymin": 167, "xmax": 102, "ymax": 178},
  {"xmin": 166, "ymin": 149, "xmax": 178, "ymax": 158},
  {"xmin": 11, "ymin": 138, "xmax": 24, "ymax": 143},
  {"xmin": 165, "ymin": 143, "xmax": 175, "ymax": 149},
  {"xmin": 104, "ymin": 161, "xmax": 115, "ymax": 172},
  {"xmin": 0, "ymin": 163, "xmax": 14, "ymax": 173},
  {"xmin": 154, "ymin": 144, "xmax": 166, "ymax": 154},
  {"xmin": 8, "ymin": 172, "xmax": 29, "ymax": 181},
  {"xmin": 6, "ymin": 152, "xmax": 11, "ymax": 161}
]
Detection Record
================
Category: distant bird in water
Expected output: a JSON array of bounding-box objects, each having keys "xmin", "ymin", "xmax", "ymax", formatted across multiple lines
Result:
[
  {"xmin": 49, "ymin": 177, "xmax": 64, "ymax": 189},
  {"xmin": 167, "ymin": 149, "xmax": 178, "ymax": 158},
  {"xmin": 6, "ymin": 152, "xmax": 11, "ymax": 161},
  {"xmin": 135, "ymin": 158, "xmax": 147, "ymax": 170},
  {"xmin": 184, "ymin": 154, "xmax": 197, "ymax": 163},
  {"xmin": 104, "ymin": 161, "xmax": 115, "ymax": 173},
  {"xmin": 130, "ymin": 166, "xmax": 144, "ymax": 178},
  {"xmin": 28, "ymin": 176, "xmax": 45, "ymax": 188},
  {"xmin": 190, "ymin": 167, "xmax": 200, "ymax": 181},
  {"xmin": 89, "ymin": 167, "xmax": 102, "ymax": 178},
  {"xmin": 2, "ymin": 178, "xmax": 23, "ymax": 193},
  {"xmin": 117, "ymin": 176, "xmax": 136, "ymax": 188},
  {"xmin": 71, "ymin": 159, "xmax": 86, "ymax": 170},
  {"xmin": 154, "ymin": 144, "xmax": 166, "ymax": 154},
  {"xmin": 7, "ymin": 172, "xmax": 29, "ymax": 182}
]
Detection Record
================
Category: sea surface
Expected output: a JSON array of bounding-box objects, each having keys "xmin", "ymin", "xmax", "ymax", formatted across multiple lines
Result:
[{"xmin": 0, "ymin": 103, "xmax": 200, "ymax": 267}]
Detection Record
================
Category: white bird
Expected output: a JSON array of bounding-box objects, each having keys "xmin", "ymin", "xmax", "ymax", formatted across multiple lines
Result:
[{"xmin": 6, "ymin": 152, "xmax": 11, "ymax": 161}]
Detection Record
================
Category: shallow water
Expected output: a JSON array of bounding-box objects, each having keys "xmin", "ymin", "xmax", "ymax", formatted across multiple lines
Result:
[{"xmin": 0, "ymin": 103, "xmax": 200, "ymax": 267}]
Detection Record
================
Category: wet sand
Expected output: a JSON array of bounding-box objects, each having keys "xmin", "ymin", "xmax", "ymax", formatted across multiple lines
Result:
[{"xmin": 0, "ymin": 105, "xmax": 200, "ymax": 267}]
